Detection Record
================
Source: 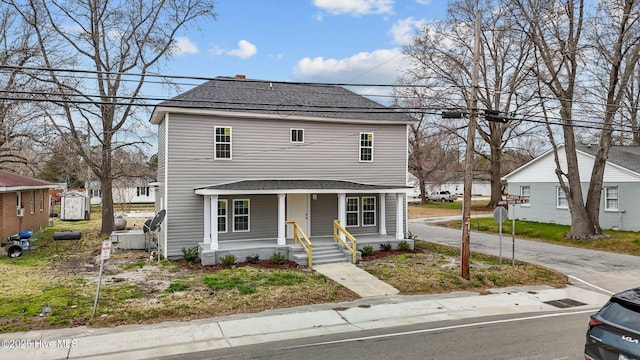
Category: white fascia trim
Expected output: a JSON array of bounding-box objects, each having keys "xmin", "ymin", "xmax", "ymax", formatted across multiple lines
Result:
[
  {"xmin": 150, "ymin": 106, "xmax": 415, "ymax": 125},
  {"xmin": 0, "ymin": 185, "xmax": 57, "ymax": 192},
  {"xmin": 195, "ymin": 188, "xmax": 410, "ymax": 196}
]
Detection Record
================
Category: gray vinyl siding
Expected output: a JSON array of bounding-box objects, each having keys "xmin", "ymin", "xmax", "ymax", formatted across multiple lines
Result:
[
  {"xmin": 310, "ymin": 194, "xmax": 337, "ymax": 236},
  {"xmin": 162, "ymin": 114, "xmax": 407, "ymax": 256},
  {"xmin": 509, "ymin": 181, "xmax": 640, "ymax": 231},
  {"xmin": 218, "ymin": 195, "xmax": 278, "ymax": 241}
]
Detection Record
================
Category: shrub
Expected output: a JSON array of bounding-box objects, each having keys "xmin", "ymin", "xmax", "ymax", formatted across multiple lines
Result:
[
  {"xmin": 397, "ymin": 240, "xmax": 411, "ymax": 251},
  {"xmin": 220, "ymin": 254, "xmax": 236, "ymax": 266},
  {"xmin": 361, "ymin": 245, "xmax": 374, "ymax": 256},
  {"xmin": 181, "ymin": 246, "xmax": 199, "ymax": 264},
  {"xmin": 269, "ymin": 252, "xmax": 286, "ymax": 265},
  {"xmin": 166, "ymin": 282, "xmax": 189, "ymax": 293},
  {"xmin": 245, "ymin": 254, "xmax": 260, "ymax": 264},
  {"xmin": 379, "ymin": 242, "xmax": 392, "ymax": 251}
]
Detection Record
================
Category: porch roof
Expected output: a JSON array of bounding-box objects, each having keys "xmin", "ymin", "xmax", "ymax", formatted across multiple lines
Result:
[{"xmin": 194, "ymin": 179, "xmax": 410, "ymax": 195}]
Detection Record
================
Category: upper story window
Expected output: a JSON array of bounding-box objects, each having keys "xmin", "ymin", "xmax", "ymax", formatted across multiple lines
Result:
[
  {"xmin": 215, "ymin": 126, "xmax": 232, "ymax": 159},
  {"xmin": 291, "ymin": 129, "xmax": 304, "ymax": 143},
  {"xmin": 556, "ymin": 187, "xmax": 568, "ymax": 209},
  {"xmin": 137, "ymin": 186, "xmax": 150, "ymax": 197},
  {"xmin": 359, "ymin": 132, "xmax": 373, "ymax": 162},
  {"xmin": 520, "ymin": 185, "xmax": 530, "ymax": 207},
  {"xmin": 604, "ymin": 187, "xmax": 619, "ymax": 211},
  {"xmin": 346, "ymin": 197, "xmax": 359, "ymax": 226}
]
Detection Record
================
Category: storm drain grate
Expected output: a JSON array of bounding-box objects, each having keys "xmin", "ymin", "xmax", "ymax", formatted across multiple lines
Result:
[{"xmin": 544, "ymin": 298, "xmax": 587, "ymax": 308}]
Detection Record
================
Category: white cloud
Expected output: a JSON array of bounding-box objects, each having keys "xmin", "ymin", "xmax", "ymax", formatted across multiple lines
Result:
[
  {"xmin": 313, "ymin": 0, "xmax": 394, "ymax": 16},
  {"xmin": 292, "ymin": 48, "xmax": 409, "ymax": 85},
  {"xmin": 389, "ymin": 17, "xmax": 427, "ymax": 45},
  {"xmin": 173, "ymin": 37, "xmax": 199, "ymax": 56},
  {"xmin": 226, "ymin": 40, "xmax": 257, "ymax": 59}
]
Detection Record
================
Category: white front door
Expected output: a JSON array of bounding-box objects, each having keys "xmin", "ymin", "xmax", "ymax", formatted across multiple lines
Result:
[{"xmin": 287, "ymin": 194, "xmax": 310, "ymax": 238}]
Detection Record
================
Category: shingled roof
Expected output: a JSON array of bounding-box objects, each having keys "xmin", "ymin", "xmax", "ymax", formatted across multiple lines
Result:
[
  {"xmin": 0, "ymin": 170, "xmax": 56, "ymax": 192},
  {"xmin": 151, "ymin": 76, "xmax": 415, "ymax": 123},
  {"xmin": 577, "ymin": 144, "xmax": 640, "ymax": 174}
]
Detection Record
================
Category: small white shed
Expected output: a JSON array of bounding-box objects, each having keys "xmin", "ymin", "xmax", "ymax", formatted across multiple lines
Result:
[{"xmin": 60, "ymin": 190, "xmax": 89, "ymax": 221}]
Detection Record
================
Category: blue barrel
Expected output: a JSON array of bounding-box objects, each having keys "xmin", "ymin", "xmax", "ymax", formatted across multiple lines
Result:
[{"xmin": 19, "ymin": 231, "xmax": 32, "ymax": 239}]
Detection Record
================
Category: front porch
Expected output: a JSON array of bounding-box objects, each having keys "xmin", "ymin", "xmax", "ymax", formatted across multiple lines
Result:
[{"xmin": 200, "ymin": 234, "xmax": 414, "ymax": 267}]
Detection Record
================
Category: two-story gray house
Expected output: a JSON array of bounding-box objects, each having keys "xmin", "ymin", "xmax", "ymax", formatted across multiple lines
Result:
[{"xmin": 149, "ymin": 76, "xmax": 414, "ymax": 265}]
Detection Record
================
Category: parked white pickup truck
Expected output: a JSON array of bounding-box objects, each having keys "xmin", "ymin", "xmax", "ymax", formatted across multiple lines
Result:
[{"xmin": 428, "ymin": 191, "xmax": 457, "ymax": 202}]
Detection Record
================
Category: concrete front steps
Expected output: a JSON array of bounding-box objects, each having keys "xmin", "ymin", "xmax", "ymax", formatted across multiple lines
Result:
[{"xmin": 289, "ymin": 243, "xmax": 351, "ymax": 266}]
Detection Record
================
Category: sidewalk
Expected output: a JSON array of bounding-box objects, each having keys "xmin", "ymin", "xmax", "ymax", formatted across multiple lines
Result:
[{"xmin": 0, "ymin": 285, "xmax": 607, "ymax": 359}]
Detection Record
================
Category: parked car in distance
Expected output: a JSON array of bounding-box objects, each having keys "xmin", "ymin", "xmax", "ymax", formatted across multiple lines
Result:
[
  {"xmin": 428, "ymin": 191, "xmax": 457, "ymax": 202},
  {"xmin": 585, "ymin": 287, "xmax": 640, "ymax": 360}
]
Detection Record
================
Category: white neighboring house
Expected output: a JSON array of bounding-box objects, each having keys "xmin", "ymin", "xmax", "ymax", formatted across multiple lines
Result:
[
  {"xmin": 88, "ymin": 179, "xmax": 156, "ymax": 205},
  {"xmin": 502, "ymin": 144, "xmax": 640, "ymax": 231},
  {"xmin": 407, "ymin": 172, "xmax": 491, "ymax": 200}
]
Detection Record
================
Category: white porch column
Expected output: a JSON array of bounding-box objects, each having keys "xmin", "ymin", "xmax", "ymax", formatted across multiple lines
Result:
[
  {"xmin": 395, "ymin": 193, "xmax": 404, "ymax": 240},
  {"xmin": 277, "ymin": 194, "xmax": 286, "ymax": 245},
  {"xmin": 379, "ymin": 194, "xmax": 387, "ymax": 235},
  {"xmin": 338, "ymin": 193, "xmax": 346, "ymax": 240},
  {"xmin": 203, "ymin": 196, "xmax": 211, "ymax": 244},
  {"xmin": 209, "ymin": 195, "xmax": 219, "ymax": 250}
]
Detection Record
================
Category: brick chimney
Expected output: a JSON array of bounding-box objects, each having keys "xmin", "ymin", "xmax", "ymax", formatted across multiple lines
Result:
[{"xmin": 235, "ymin": 74, "xmax": 246, "ymax": 79}]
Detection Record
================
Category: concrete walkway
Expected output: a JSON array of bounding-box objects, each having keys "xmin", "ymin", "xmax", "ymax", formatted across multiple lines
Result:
[{"xmin": 313, "ymin": 262, "xmax": 399, "ymax": 297}]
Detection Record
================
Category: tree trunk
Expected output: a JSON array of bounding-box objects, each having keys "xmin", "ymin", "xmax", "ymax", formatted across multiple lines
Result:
[{"xmin": 488, "ymin": 140, "xmax": 503, "ymax": 208}]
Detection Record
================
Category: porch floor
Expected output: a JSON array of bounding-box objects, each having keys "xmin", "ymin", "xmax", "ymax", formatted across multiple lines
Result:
[{"xmin": 215, "ymin": 234, "xmax": 401, "ymax": 250}]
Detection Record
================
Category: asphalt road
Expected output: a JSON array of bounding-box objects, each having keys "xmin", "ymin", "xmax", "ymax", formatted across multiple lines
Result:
[
  {"xmin": 160, "ymin": 310, "xmax": 591, "ymax": 360},
  {"xmin": 408, "ymin": 218, "xmax": 640, "ymax": 294}
]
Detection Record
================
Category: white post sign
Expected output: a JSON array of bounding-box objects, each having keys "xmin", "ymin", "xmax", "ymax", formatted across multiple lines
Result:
[{"xmin": 93, "ymin": 240, "xmax": 111, "ymax": 317}]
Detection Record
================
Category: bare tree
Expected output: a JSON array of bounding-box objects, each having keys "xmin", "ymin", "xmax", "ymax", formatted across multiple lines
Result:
[
  {"xmin": 6, "ymin": 0, "xmax": 216, "ymax": 234},
  {"xmin": 402, "ymin": 0, "xmax": 543, "ymax": 208},
  {"xmin": 512, "ymin": 0, "xmax": 640, "ymax": 239},
  {"xmin": 0, "ymin": 4, "xmax": 47, "ymax": 172}
]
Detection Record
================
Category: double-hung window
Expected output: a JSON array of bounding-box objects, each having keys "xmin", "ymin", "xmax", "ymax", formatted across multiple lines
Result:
[
  {"xmin": 359, "ymin": 132, "xmax": 373, "ymax": 162},
  {"xmin": 215, "ymin": 126, "xmax": 232, "ymax": 159},
  {"xmin": 39, "ymin": 190, "xmax": 44, "ymax": 211},
  {"xmin": 556, "ymin": 187, "xmax": 568, "ymax": 209},
  {"xmin": 291, "ymin": 129, "xmax": 304, "ymax": 143},
  {"xmin": 604, "ymin": 187, "xmax": 619, "ymax": 211},
  {"xmin": 520, "ymin": 185, "xmax": 530, "ymax": 207},
  {"xmin": 362, "ymin": 196, "xmax": 376, "ymax": 226},
  {"xmin": 218, "ymin": 199, "xmax": 228, "ymax": 232},
  {"xmin": 137, "ymin": 187, "xmax": 149, "ymax": 197},
  {"xmin": 233, "ymin": 199, "xmax": 250, "ymax": 232},
  {"xmin": 30, "ymin": 191, "xmax": 35, "ymax": 214},
  {"xmin": 346, "ymin": 197, "xmax": 359, "ymax": 226}
]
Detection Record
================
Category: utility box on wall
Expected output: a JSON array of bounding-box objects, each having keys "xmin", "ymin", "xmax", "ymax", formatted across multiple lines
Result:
[{"xmin": 60, "ymin": 191, "xmax": 89, "ymax": 221}]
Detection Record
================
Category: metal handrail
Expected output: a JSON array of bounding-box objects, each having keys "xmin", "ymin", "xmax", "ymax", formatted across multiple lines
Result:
[
  {"xmin": 333, "ymin": 220, "xmax": 357, "ymax": 263},
  {"xmin": 285, "ymin": 220, "xmax": 313, "ymax": 267}
]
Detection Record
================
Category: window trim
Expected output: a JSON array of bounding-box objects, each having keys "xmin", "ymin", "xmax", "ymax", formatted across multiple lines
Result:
[
  {"xmin": 362, "ymin": 196, "xmax": 376, "ymax": 226},
  {"xmin": 556, "ymin": 187, "xmax": 568, "ymax": 209},
  {"xmin": 520, "ymin": 185, "xmax": 530, "ymax": 207},
  {"xmin": 290, "ymin": 128, "xmax": 304, "ymax": 143},
  {"xmin": 39, "ymin": 190, "xmax": 44, "ymax": 211},
  {"xmin": 604, "ymin": 186, "xmax": 619, "ymax": 212},
  {"xmin": 218, "ymin": 199, "xmax": 228, "ymax": 233},
  {"xmin": 346, "ymin": 197, "xmax": 359, "ymax": 227},
  {"xmin": 359, "ymin": 132, "xmax": 373, "ymax": 162},
  {"xmin": 232, "ymin": 199, "xmax": 250, "ymax": 232},
  {"xmin": 214, "ymin": 126, "xmax": 233, "ymax": 160}
]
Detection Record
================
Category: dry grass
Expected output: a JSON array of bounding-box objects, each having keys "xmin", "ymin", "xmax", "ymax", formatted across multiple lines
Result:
[{"xmin": 0, "ymin": 208, "xmax": 566, "ymax": 333}]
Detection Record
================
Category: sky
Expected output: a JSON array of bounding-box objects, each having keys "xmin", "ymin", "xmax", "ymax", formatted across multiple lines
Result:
[{"xmin": 157, "ymin": 0, "xmax": 448, "ymax": 96}]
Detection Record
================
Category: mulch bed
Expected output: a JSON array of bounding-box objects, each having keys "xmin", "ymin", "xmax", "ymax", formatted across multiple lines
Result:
[{"xmin": 176, "ymin": 259, "xmax": 302, "ymax": 271}]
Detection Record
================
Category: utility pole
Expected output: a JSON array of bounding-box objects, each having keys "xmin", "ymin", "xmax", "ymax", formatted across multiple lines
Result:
[{"xmin": 461, "ymin": 7, "xmax": 482, "ymax": 280}]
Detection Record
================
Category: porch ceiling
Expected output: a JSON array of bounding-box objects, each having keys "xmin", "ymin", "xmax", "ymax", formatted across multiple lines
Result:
[{"xmin": 194, "ymin": 179, "xmax": 411, "ymax": 195}]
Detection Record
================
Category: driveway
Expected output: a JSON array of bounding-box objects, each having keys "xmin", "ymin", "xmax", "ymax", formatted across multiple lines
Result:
[{"xmin": 408, "ymin": 217, "xmax": 640, "ymax": 294}]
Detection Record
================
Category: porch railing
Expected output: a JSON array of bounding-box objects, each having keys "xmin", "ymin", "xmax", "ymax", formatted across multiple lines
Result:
[
  {"xmin": 285, "ymin": 220, "xmax": 313, "ymax": 267},
  {"xmin": 333, "ymin": 220, "xmax": 357, "ymax": 264}
]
